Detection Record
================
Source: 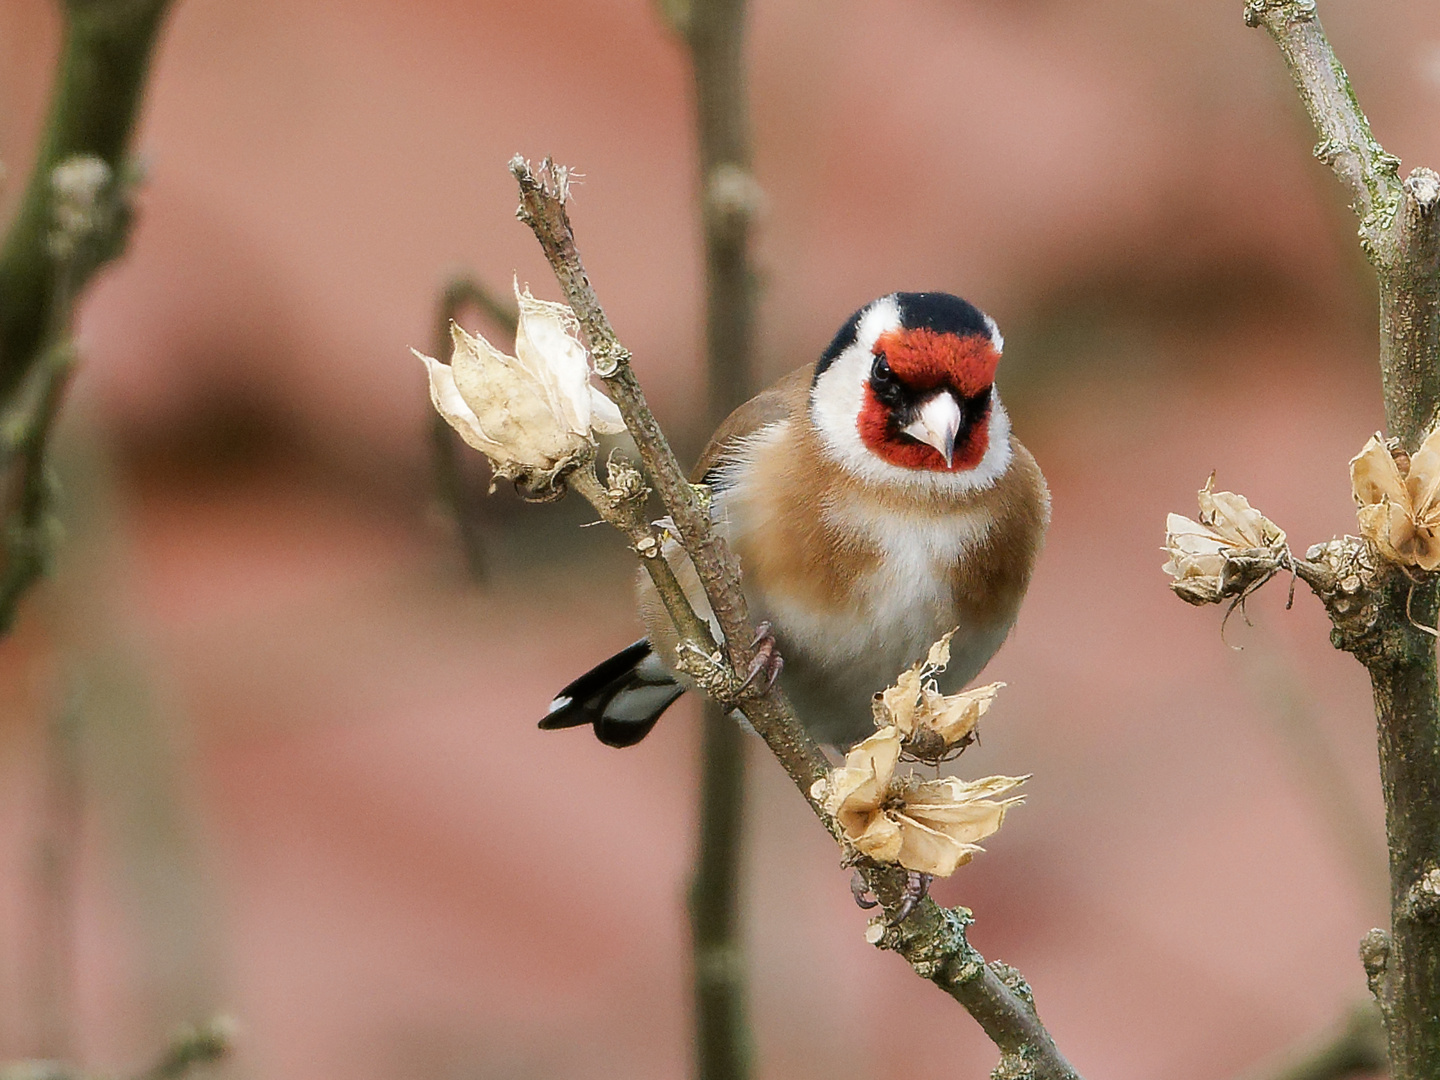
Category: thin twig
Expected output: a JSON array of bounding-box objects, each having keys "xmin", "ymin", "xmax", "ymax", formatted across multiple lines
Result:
[
  {"xmin": 512, "ymin": 160, "xmax": 1080, "ymax": 1080},
  {"xmin": 1243, "ymin": 648, "xmax": 1388, "ymax": 911},
  {"xmin": 1242, "ymin": 0, "xmax": 1398, "ymax": 239},
  {"xmin": 567, "ymin": 461, "xmax": 719, "ymax": 653}
]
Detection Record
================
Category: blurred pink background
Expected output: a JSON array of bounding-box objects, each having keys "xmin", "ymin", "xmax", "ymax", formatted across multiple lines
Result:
[{"xmin": 2, "ymin": 0, "xmax": 1436, "ymax": 1076}]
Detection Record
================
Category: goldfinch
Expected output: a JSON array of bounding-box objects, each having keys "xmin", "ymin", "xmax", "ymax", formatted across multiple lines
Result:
[{"xmin": 541, "ymin": 292, "xmax": 1049, "ymax": 748}]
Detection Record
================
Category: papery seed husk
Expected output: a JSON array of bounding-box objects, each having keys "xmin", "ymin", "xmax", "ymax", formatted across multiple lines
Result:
[
  {"xmin": 895, "ymin": 816, "xmax": 982, "ymax": 877},
  {"xmin": 417, "ymin": 351, "xmax": 504, "ymax": 456},
  {"xmin": 1196, "ymin": 482, "xmax": 1285, "ymax": 550},
  {"xmin": 1171, "ymin": 576, "xmax": 1227, "ymax": 606},
  {"xmin": 1408, "ymin": 427, "xmax": 1440, "ymax": 513},
  {"xmin": 924, "ymin": 632, "xmax": 954, "ymax": 670},
  {"xmin": 1352, "ymin": 435, "xmax": 1407, "ymax": 509},
  {"xmin": 849, "ymin": 812, "xmax": 904, "ymax": 864},
  {"xmin": 448, "ymin": 323, "xmax": 588, "ymax": 469}
]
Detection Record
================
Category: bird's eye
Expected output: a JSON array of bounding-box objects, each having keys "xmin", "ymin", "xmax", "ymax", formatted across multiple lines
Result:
[{"xmin": 872, "ymin": 355, "xmax": 894, "ymax": 382}]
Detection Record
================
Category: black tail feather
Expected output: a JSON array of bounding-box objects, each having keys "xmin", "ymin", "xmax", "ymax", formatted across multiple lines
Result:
[{"xmin": 540, "ymin": 639, "xmax": 685, "ymax": 748}]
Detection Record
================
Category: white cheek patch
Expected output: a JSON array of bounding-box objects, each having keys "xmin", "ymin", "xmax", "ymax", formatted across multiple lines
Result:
[
  {"xmin": 983, "ymin": 314, "xmax": 1004, "ymax": 354},
  {"xmin": 809, "ymin": 296, "xmax": 901, "ymax": 472},
  {"xmin": 809, "ymin": 295, "xmax": 1013, "ymax": 494}
]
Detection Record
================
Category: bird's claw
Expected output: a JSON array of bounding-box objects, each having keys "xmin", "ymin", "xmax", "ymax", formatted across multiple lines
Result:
[
  {"xmin": 738, "ymin": 621, "xmax": 784, "ymax": 694},
  {"xmin": 851, "ymin": 869, "xmax": 879, "ymax": 909},
  {"xmin": 890, "ymin": 870, "xmax": 932, "ymax": 926}
]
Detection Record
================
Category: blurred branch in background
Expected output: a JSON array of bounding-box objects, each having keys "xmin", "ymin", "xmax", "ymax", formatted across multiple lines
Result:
[
  {"xmin": 0, "ymin": 339, "xmax": 74, "ymax": 634},
  {"xmin": 1243, "ymin": 645, "xmax": 1388, "ymax": 911},
  {"xmin": 31, "ymin": 690, "xmax": 82, "ymax": 1061},
  {"xmin": 428, "ymin": 276, "xmax": 518, "ymax": 583},
  {"xmin": 0, "ymin": 0, "xmax": 171, "ymax": 632},
  {"xmin": 53, "ymin": 436, "xmax": 227, "ymax": 1050},
  {"xmin": 1236, "ymin": 1002, "xmax": 1386, "ymax": 1080},
  {"xmin": 654, "ymin": 0, "xmax": 762, "ymax": 1075},
  {"xmin": 0, "ymin": 1015, "xmax": 232, "ymax": 1080}
]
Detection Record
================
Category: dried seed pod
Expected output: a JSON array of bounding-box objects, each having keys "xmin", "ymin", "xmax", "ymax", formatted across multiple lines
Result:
[
  {"xmin": 811, "ymin": 727, "xmax": 1025, "ymax": 878},
  {"xmin": 1351, "ymin": 430, "xmax": 1440, "ymax": 571},
  {"xmin": 1163, "ymin": 477, "xmax": 1288, "ymax": 605},
  {"xmin": 415, "ymin": 280, "xmax": 626, "ymax": 495}
]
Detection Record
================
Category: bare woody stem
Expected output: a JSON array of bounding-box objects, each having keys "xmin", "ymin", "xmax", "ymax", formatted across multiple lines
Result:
[
  {"xmin": 1247, "ymin": 3, "xmax": 1440, "ymax": 1076},
  {"xmin": 509, "ymin": 155, "xmax": 827, "ymax": 796},
  {"xmin": 1242, "ymin": 0, "xmax": 1398, "ymax": 229},
  {"xmin": 0, "ymin": 0, "xmax": 171, "ymax": 631},
  {"xmin": 685, "ymin": 0, "xmax": 760, "ymax": 425},
  {"xmin": 567, "ymin": 463, "xmax": 719, "ymax": 654},
  {"xmin": 511, "ymin": 158, "xmax": 1081, "ymax": 1080}
]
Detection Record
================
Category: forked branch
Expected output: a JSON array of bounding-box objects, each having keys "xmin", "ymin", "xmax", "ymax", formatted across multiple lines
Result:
[{"xmin": 1235, "ymin": 3, "xmax": 1440, "ymax": 1077}]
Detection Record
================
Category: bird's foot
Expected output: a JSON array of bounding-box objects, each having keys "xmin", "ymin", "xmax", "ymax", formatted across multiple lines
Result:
[
  {"xmin": 890, "ymin": 870, "xmax": 932, "ymax": 926},
  {"xmin": 850, "ymin": 868, "xmax": 931, "ymax": 924},
  {"xmin": 738, "ymin": 621, "xmax": 784, "ymax": 694},
  {"xmin": 850, "ymin": 869, "xmax": 879, "ymax": 909}
]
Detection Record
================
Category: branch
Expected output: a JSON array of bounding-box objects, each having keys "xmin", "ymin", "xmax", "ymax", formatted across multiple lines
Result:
[
  {"xmin": 680, "ymin": 1, "xmax": 759, "ymax": 1076},
  {"xmin": 509, "ymin": 155, "xmax": 825, "ymax": 795},
  {"xmin": 0, "ymin": 0, "xmax": 171, "ymax": 399},
  {"xmin": 686, "ymin": 0, "xmax": 760, "ymax": 426},
  {"xmin": 0, "ymin": 342, "xmax": 74, "ymax": 634},
  {"xmin": 566, "ymin": 460, "xmax": 721, "ymax": 655},
  {"xmin": 0, "ymin": 1015, "xmax": 232, "ymax": 1080},
  {"xmin": 0, "ymin": 0, "xmax": 170, "ymax": 630},
  {"xmin": 511, "ymin": 158, "xmax": 1081, "ymax": 1080},
  {"xmin": 1245, "ymin": 0, "xmax": 1440, "ymax": 444},
  {"xmin": 134, "ymin": 1018, "xmax": 232, "ymax": 1080},
  {"xmin": 1242, "ymin": 0, "xmax": 1399, "ymax": 241},
  {"xmin": 1243, "ymin": 5, "xmax": 1440, "ymax": 1076}
]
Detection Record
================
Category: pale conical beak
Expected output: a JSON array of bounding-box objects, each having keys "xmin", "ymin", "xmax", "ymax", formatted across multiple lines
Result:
[{"xmin": 901, "ymin": 391, "xmax": 963, "ymax": 467}]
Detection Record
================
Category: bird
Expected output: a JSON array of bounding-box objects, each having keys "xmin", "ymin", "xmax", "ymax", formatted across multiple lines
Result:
[{"xmin": 540, "ymin": 291, "xmax": 1049, "ymax": 749}]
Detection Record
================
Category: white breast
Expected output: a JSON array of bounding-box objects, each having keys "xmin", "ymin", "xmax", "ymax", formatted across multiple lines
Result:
[{"xmin": 796, "ymin": 495, "xmax": 994, "ymax": 672}]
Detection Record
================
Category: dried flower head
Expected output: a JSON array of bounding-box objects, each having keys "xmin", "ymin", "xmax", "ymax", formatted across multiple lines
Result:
[
  {"xmin": 416, "ymin": 280, "xmax": 625, "ymax": 496},
  {"xmin": 1350, "ymin": 429, "xmax": 1440, "ymax": 571},
  {"xmin": 810, "ymin": 727, "xmax": 1025, "ymax": 877},
  {"xmin": 1163, "ymin": 477, "xmax": 1288, "ymax": 605},
  {"xmin": 873, "ymin": 631, "xmax": 1002, "ymax": 762}
]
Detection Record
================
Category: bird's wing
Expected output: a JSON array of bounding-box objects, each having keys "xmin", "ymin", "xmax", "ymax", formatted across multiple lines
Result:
[{"xmin": 691, "ymin": 363, "xmax": 815, "ymax": 485}]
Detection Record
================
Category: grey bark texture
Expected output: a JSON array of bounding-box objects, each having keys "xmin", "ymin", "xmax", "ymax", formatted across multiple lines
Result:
[{"xmin": 1246, "ymin": 2, "xmax": 1440, "ymax": 1075}]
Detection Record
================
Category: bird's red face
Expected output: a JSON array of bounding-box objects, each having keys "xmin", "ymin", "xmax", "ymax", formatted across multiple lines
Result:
[{"xmin": 856, "ymin": 328, "xmax": 1000, "ymax": 472}]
